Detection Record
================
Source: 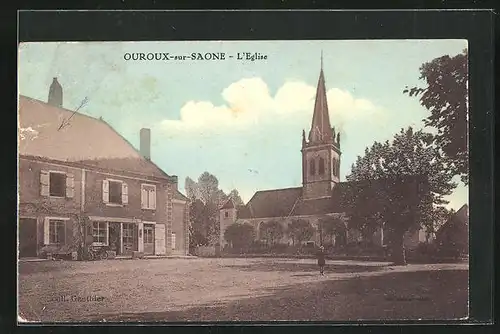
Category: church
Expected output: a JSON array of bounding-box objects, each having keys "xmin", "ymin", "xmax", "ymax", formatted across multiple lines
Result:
[{"xmin": 219, "ymin": 61, "xmax": 427, "ymax": 250}]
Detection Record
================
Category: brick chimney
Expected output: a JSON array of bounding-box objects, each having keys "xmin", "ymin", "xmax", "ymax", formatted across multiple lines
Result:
[{"xmin": 140, "ymin": 128, "xmax": 151, "ymax": 160}]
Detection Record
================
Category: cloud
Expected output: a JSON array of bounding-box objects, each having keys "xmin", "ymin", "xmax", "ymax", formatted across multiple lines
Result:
[
  {"xmin": 158, "ymin": 77, "xmax": 381, "ymax": 135},
  {"xmin": 18, "ymin": 127, "xmax": 39, "ymax": 141}
]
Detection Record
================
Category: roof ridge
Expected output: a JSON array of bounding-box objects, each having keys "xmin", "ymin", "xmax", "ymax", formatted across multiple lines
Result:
[
  {"xmin": 219, "ymin": 197, "xmax": 235, "ymax": 209},
  {"xmin": 19, "ymin": 94, "xmax": 174, "ymax": 182},
  {"xmin": 19, "ymin": 95, "xmax": 100, "ymax": 123},
  {"xmin": 254, "ymin": 186, "xmax": 302, "ymax": 194}
]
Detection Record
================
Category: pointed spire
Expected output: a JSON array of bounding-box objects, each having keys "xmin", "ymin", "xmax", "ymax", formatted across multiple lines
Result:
[
  {"xmin": 308, "ymin": 53, "xmax": 333, "ymax": 144},
  {"xmin": 321, "ymin": 50, "xmax": 323, "ymax": 71}
]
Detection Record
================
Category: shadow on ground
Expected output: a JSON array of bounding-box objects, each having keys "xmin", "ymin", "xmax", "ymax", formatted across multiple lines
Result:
[
  {"xmin": 86, "ymin": 268, "xmax": 468, "ymax": 322},
  {"xmin": 223, "ymin": 261, "xmax": 386, "ymax": 274}
]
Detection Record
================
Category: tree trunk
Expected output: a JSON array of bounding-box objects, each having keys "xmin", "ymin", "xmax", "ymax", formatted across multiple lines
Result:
[{"xmin": 390, "ymin": 232, "xmax": 407, "ymax": 266}]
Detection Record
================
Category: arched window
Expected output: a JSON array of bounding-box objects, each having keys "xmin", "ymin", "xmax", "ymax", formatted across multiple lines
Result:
[
  {"xmin": 332, "ymin": 158, "xmax": 336, "ymax": 176},
  {"xmin": 318, "ymin": 157, "xmax": 325, "ymax": 175},
  {"xmin": 309, "ymin": 159, "xmax": 316, "ymax": 176}
]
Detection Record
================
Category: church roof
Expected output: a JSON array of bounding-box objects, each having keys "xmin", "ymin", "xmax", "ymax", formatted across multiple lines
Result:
[
  {"xmin": 437, "ymin": 204, "xmax": 469, "ymax": 236},
  {"xmin": 234, "ymin": 175, "xmax": 430, "ymax": 220},
  {"xmin": 290, "ymin": 193, "xmax": 345, "ymax": 216},
  {"xmin": 236, "ymin": 185, "xmax": 347, "ymax": 219},
  {"xmin": 238, "ymin": 187, "xmax": 303, "ymax": 219},
  {"xmin": 220, "ymin": 198, "xmax": 235, "ymax": 209},
  {"xmin": 236, "ymin": 205, "xmax": 252, "ymax": 219},
  {"xmin": 18, "ymin": 95, "xmax": 173, "ymax": 180},
  {"xmin": 308, "ymin": 60, "xmax": 333, "ymax": 144}
]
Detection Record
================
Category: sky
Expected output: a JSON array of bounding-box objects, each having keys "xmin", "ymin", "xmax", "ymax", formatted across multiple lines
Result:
[{"xmin": 18, "ymin": 40, "xmax": 468, "ymax": 210}]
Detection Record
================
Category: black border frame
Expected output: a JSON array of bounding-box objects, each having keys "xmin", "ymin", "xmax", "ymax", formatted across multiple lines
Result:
[{"xmin": 11, "ymin": 8, "xmax": 495, "ymax": 330}]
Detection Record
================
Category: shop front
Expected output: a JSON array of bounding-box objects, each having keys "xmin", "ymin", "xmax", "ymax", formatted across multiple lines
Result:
[{"xmin": 88, "ymin": 217, "xmax": 166, "ymax": 256}]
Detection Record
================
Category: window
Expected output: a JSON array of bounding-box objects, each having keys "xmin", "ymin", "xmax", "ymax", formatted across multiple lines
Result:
[
  {"xmin": 141, "ymin": 184, "xmax": 157, "ymax": 210},
  {"xmin": 332, "ymin": 158, "xmax": 336, "ymax": 176},
  {"xmin": 171, "ymin": 233, "xmax": 176, "ymax": 250},
  {"xmin": 224, "ymin": 211, "xmax": 229, "ymax": 218},
  {"xmin": 92, "ymin": 222, "xmax": 107, "ymax": 244},
  {"xmin": 309, "ymin": 159, "xmax": 316, "ymax": 176},
  {"xmin": 49, "ymin": 172, "xmax": 66, "ymax": 197},
  {"xmin": 41, "ymin": 171, "xmax": 74, "ymax": 198},
  {"xmin": 109, "ymin": 181, "xmax": 122, "ymax": 204},
  {"xmin": 102, "ymin": 179, "xmax": 128, "ymax": 205},
  {"xmin": 144, "ymin": 226, "xmax": 154, "ymax": 244},
  {"xmin": 49, "ymin": 219, "xmax": 65, "ymax": 244},
  {"xmin": 318, "ymin": 157, "xmax": 325, "ymax": 175},
  {"xmin": 123, "ymin": 223, "xmax": 135, "ymax": 246}
]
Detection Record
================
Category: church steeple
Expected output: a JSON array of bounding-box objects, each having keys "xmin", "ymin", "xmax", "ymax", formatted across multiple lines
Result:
[
  {"xmin": 301, "ymin": 53, "xmax": 341, "ymax": 200},
  {"xmin": 308, "ymin": 52, "xmax": 333, "ymax": 144},
  {"xmin": 48, "ymin": 77, "xmax": 63, "ymax": 108}
]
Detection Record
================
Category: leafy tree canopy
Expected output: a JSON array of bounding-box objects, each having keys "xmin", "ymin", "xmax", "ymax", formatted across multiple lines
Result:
[
  {"xmin": 345, "ymin": 127, "xmax": 457, "ymax": 265},
  {"xmin": 224, "ymin": 222, "xmax": 256, "ymax": 251},
  {"xmin": 259, "ymin": 220, "xmax": 284, "ymax": 245},
  {"xmin": 288, "ymin": 219, "xmax": 315, "ymax": 245},
  {"xmin": 404, "ymin": 50, "xmax": 468, "ymax": 185}
]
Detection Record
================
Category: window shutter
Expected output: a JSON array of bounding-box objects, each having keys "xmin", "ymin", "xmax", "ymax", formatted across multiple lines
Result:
[
  {"xmin": 40, "ymin": 171, "xmax": 50, "ymax": 196},
  {"xmin": 141, "ymin": 186, "xmax": 147, "ymax": 209},
  {"xmin": 66, "ymin": 173, "xmax": 75, "ymax": 198},
  {"xmin": 122, "ymin": 183, "xmax": 128, "ymax": 205},
  {"xmin": 43, "ymin": 217, "xmax": 50, "ymax": 245},
  {"xmin": 138, "ymin": 222, "xmax": 144, "ymax": 252},
  {"xmin": 106, "ymin": 222, "xmax": 109, "ymax": 246},
  {"xmin": 150, "ymin": 187, "xmax": 156, "ymax": 210},
  {"xmin": 154, "ymin": 224, "xmax": 166, "ymax": 255},
  {"xmin": 102, "ymin": 180, "xmax": 109, "ymax": 203}
]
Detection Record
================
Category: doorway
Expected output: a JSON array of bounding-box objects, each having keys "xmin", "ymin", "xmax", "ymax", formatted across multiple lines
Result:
[
  {"xmin": 108, "ymin": 222, "xmax": 121, "ymax": 255},
  {"xmin": 19, "ymin": 218, "xmax": 37, "ymax": 258},
  {"xmin": 143, "ymin": 224, "xmax": 155, "ymax": 255},
  {"xmin": 122, "ymin": 223, "xmax": 138, "ymax": 255}
]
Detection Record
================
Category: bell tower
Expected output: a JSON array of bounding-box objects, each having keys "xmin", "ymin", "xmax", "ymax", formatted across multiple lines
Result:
[{"xmin": 301, "ymin": 53, "xmax": 341, "ymax": 200}]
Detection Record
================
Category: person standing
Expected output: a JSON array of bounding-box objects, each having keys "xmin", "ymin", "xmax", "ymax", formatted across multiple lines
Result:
[{"xmin": 317, "ymin": 245, "xmax": 326, "ymax": 276}]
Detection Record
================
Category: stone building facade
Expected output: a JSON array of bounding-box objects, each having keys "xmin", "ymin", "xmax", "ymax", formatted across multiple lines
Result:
[{"xmin": 18, "ymin": 79, "xmax": 189, "ymax": 258}]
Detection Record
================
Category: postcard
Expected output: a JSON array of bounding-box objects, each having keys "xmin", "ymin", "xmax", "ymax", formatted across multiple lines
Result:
[{"xmin": 18, "ymin": 40, "xmax": 469, "ymax": 323}]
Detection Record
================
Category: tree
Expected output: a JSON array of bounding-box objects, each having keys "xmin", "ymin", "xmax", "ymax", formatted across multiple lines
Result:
[
  {"xmin": 185, "ymin": 176, "xmax": 199, "ymax": 200},
  {"xmin": 259, "ymin": 220, "xmax": 284, "ymax": 246},
  {"xmin": 288, "ymin": 219, "xmax": 315, "ymax": 246},
  {"xmin": 188, "ymin": 198, "xmax": 209, "ymax": 250},
  {"xmin": 186, "ymin": 172, "xmax": 228, "ymax": 246},
  {"xmin": 345, "ymin": 127, "xmax": 456, "ymax": 265},
  {"xmin": 228, "ymin": 189, "xmax": 244, "ymax": 206},
  {"xmin": 318, "ymin": 216, "xmax": 347, "ymax": 246},
  {"xmin": 404, "ymin": 50, "xmax": 468, "ymax": 185},
  {"xmin": 422, "ymin": 206, "xmax": 455, "ymax": 240},
  {"xmin": 186, "ymin": 172, "xmax": 247, "ymax": 247},
  {"xmin": 223, "ymin": 223, "xmax": 256, "ymax": 253},
  {"xmin": 197, "ymin": 172, "xmax": 220, "ymax": 205}
]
